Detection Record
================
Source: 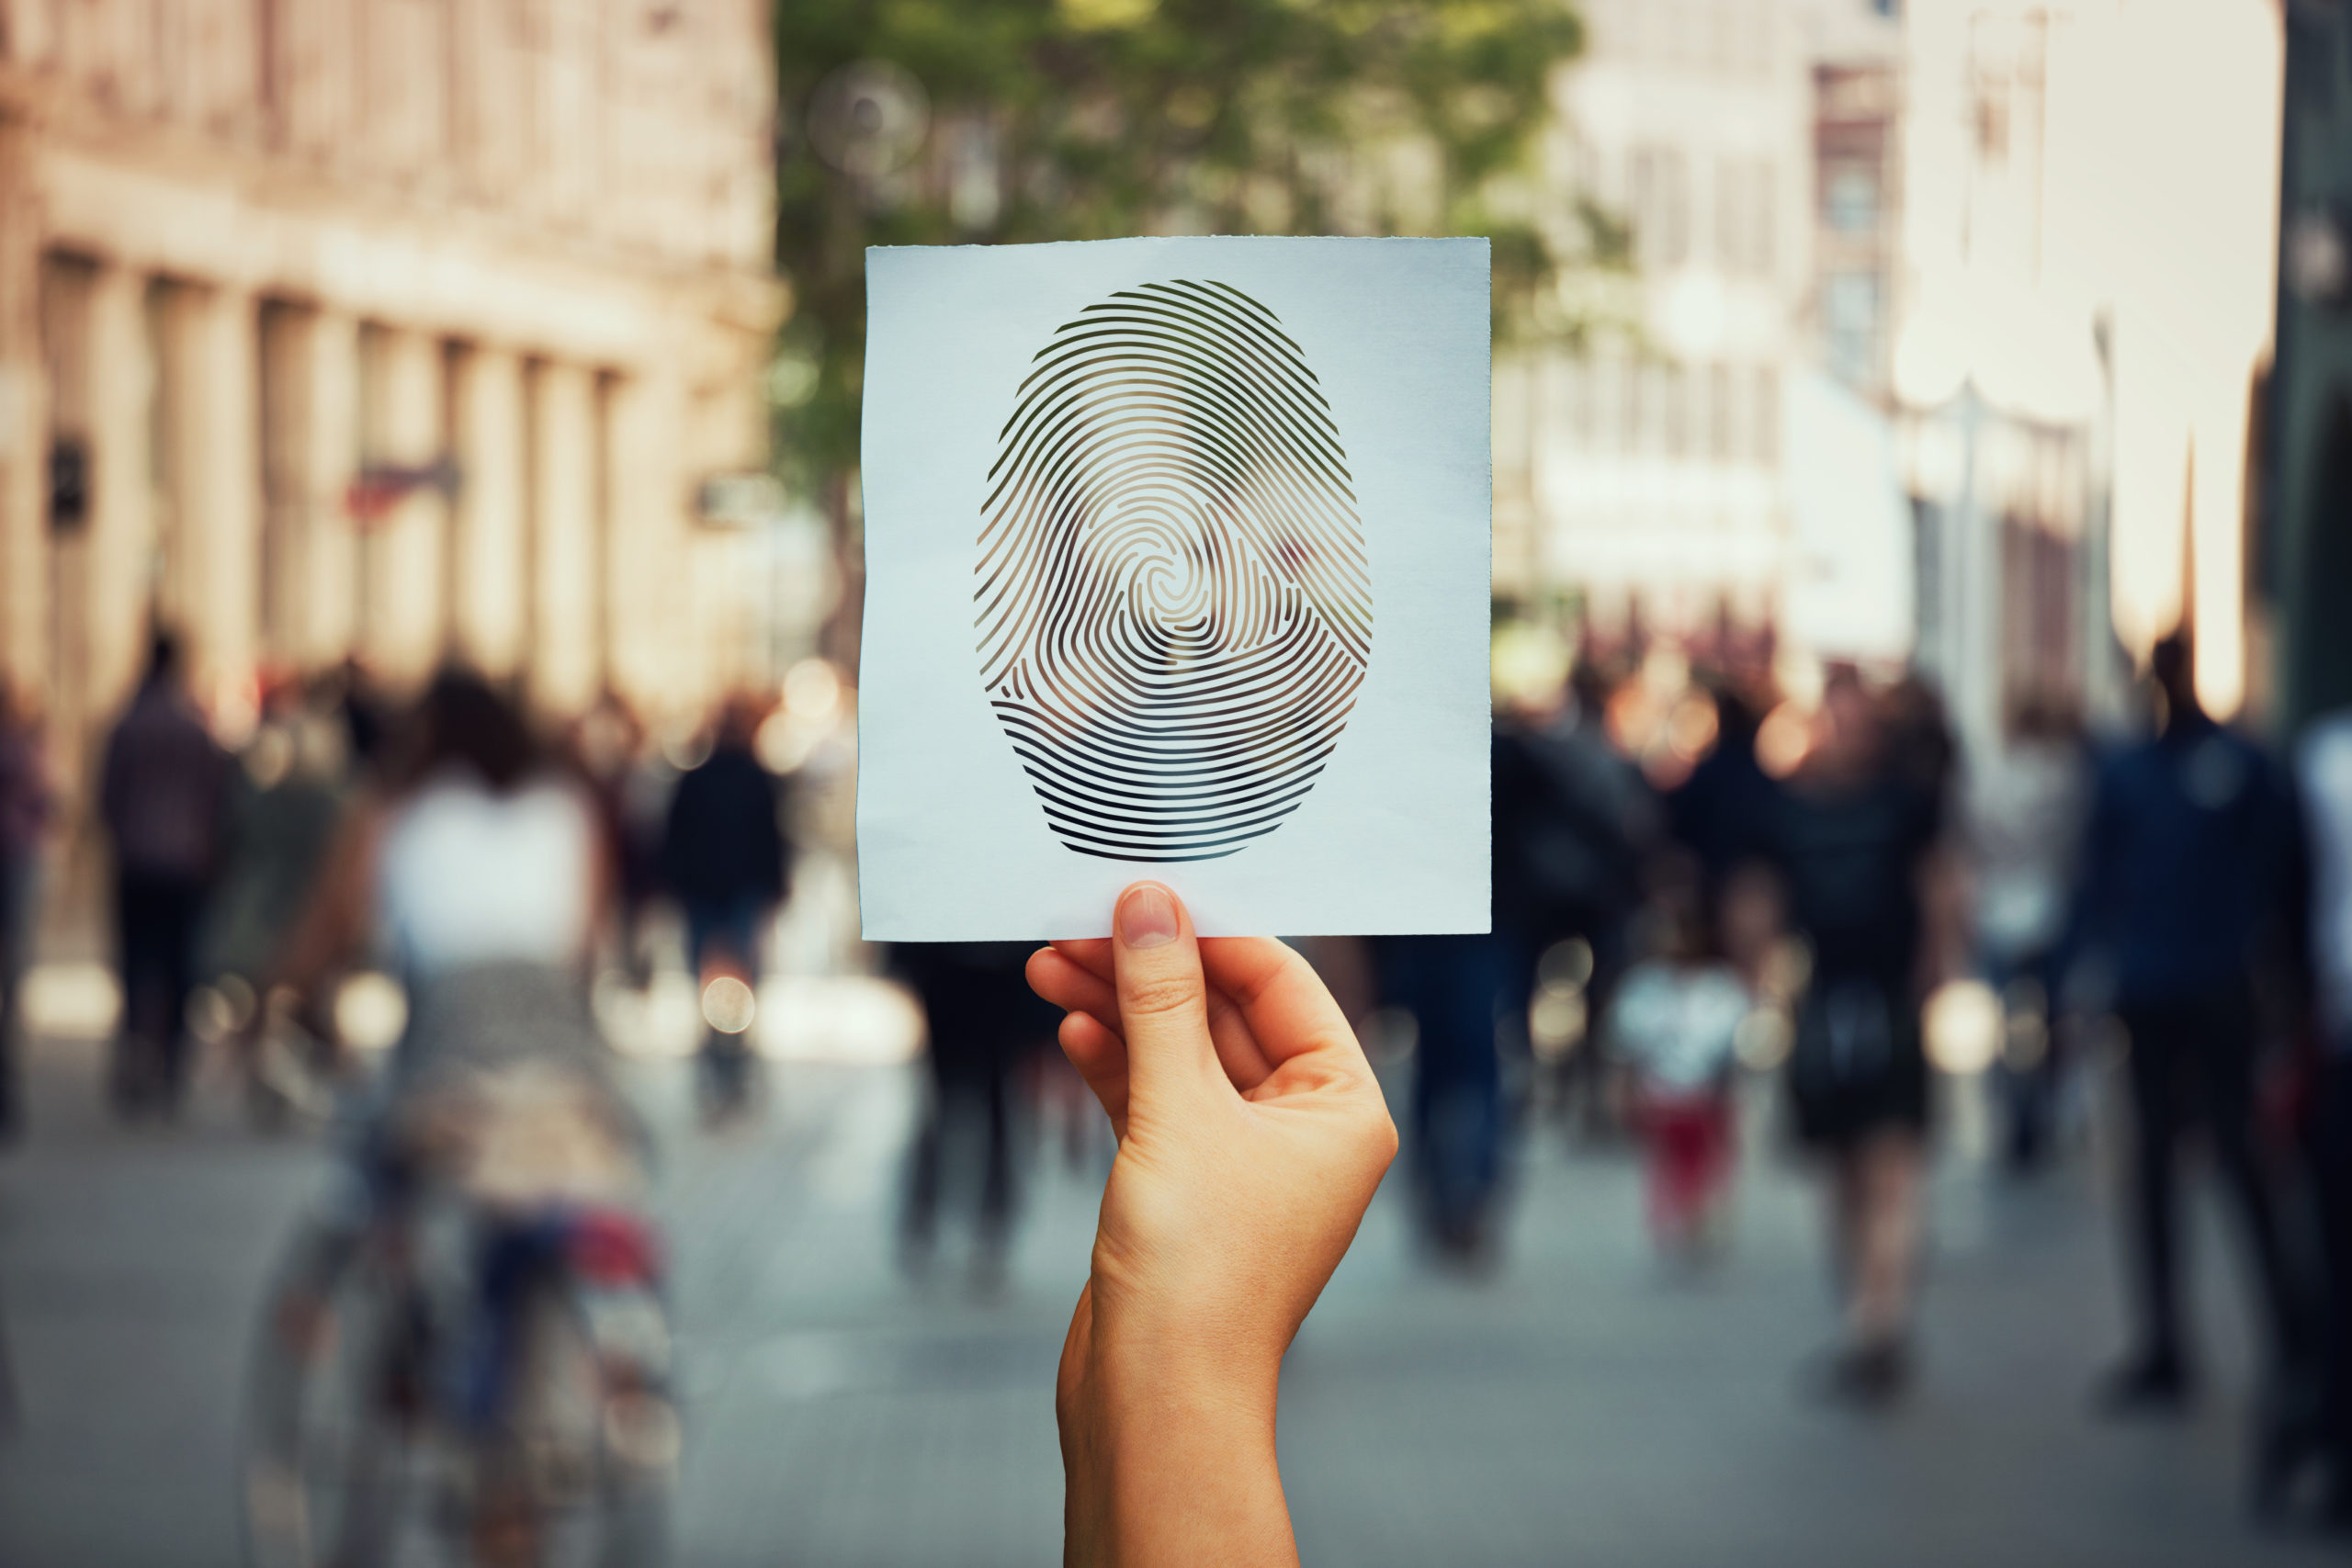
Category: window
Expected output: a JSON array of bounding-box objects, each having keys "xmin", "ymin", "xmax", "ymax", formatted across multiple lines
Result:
[
  {"xmin": 1640, "ymin": 360, "xmax": 1670, "ymax": 454},
  {"xmin": 1714, "ymin": 162, "xmax": 1744, "ymax": 272},
  {"xmin": 1825, "ymin": 271, "xmax": 1881, "ymax": 383},
  {"xmin": 1708, "ymin": 364, "xmax": 1734, "ymax": 460},
  {"xmin": 1567, "ymin": 358, "xmax": 1598, "ymax": 449},
  {"xmin": 1751, "ymin": 367, "xmax": 1780, "ymax": 467},
  {"xmin": 1825, "ymin": 164, "xmax": 1879, "ymax": 233},
  {"xmin": 1631, "ymin": 146, "xmax": 1690, "ymax": 269},
  {"xmin": 1715, "ymin": 158, "xmax": 1777, "ymax": 276},
  {"xmin": 1664, "ymin": 362, "xmax": 1690, "ymax": 457}
]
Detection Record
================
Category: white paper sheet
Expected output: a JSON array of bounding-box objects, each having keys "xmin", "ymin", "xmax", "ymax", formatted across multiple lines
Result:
[{"xmin": 857, "ymin": 236, "xmax": 1490, "ymax": 940}]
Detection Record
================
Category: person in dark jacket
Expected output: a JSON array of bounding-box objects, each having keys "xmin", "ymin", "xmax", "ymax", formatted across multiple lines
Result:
[
  {"xmin": 98, "ymin": 632, "xmax": 230, "ymax": 1115},
  {"xmin": 1493, "ymin": 671, "xmax": 1658, "ymax": 1139},
  {"xmin": 2074, "ymin": 634, "xmax": 2307, "ymax": 1415},
  {"xmin": 1748, "ymin": 667, "xmax": 1959, "ymax": 1405},
  {"xmin": 661, "ymin": 695, "xmax": 789, "ymax": 1116}
]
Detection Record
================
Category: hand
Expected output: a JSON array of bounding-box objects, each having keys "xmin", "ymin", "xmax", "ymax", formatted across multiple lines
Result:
[{"xmin": 1027, "ymin": 883, "xmax": 1397, "ymax": 1568}]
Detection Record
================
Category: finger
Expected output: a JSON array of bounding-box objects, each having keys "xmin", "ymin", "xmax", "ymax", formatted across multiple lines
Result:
[
  {"xmin": 1199, "ymin": 937, "xmax": 1368, "ymax": 1075},
  {"xmin": 1040, "ymin": 940, "xmax": 1273, "ymax": 1088},
  {"xmin": 1049, "ymin": 938, "xmax": 1114, "ymax": 985},
  {"xmin": 1057, "ymin": 1010, "xmax": 1129, "ymax": 1137},
  {"xmin": 1028, "ymin": 946, "xmax": 1123, "ymax": 1037},
  {"xmin": 1049, "ymin": 933, "xmax": 1283, "ymax": 1081},
  {"xmin": 1202, "ymin": 984, "xmax": 1277, "ymax": 1090},
  {"xmin": 1109, "ymin": 882, "xmax": 1220, "ymax": 1107}
]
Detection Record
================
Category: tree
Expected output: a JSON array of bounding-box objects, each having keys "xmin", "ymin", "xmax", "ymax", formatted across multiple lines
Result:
[{"xmin": 773, "ymin": 0, "xmax": 1597, "ymax": 520}]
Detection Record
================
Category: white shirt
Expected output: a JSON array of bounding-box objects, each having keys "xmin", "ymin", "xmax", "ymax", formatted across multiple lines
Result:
[
  {"xmin": 1608, "ymin": 962, "xmax": 1750, "ymax": 1094},
  {"xmin": 1967, "ymin": 738, "xmax": 2088, "ymax": 964},
  {"xmin": 376, "ymin": 767, "xmax": 597, "ymax": 981}
]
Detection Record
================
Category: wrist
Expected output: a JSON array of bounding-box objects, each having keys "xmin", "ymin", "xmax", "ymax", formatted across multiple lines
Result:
[
  {"xmin": 1061, "ymin": 1305, "xmax": 1292, "ymax": 1568},
  {"xmin": 1084, "ymin": 1337, "xmax": 1280, "ymax": 1443}
]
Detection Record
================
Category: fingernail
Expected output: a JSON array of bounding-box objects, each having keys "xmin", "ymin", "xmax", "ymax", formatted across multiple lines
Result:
[{"xmin": 1117, "ymin": 884, "xmax": 1179, "ymax": 950}]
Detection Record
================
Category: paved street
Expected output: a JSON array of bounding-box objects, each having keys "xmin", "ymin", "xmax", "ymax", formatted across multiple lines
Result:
[{"xmin": 0, "ymin": 1027, "xmax": 2343, "ymax": 1568}]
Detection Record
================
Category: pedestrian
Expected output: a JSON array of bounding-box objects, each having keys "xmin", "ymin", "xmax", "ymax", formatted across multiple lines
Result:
[
  {"xmin": 328, "ymin": 656, "xmax": 392, "ymax": 779},
  {"xmin": 2293, "ymin": 703, "xmax": 2352, "ymax": 1529},
  {"xmin": 201, "ymin": 676, "xmax": 349, "ymax": 989},
  {"xmin": 1379, "ymin": 924, "xmax": 1507, "ymax": 1263},
  {"xmin": 97, "ymin": 632, "xmax": 230, "ymax": 1116},
  {"xmin": 1965, "ymin": 694, "xmax": 2090, "ymax": 1170},
  {"xmin": 253, "ymin": 668, "xmax": 639, "ymax": 1366},
  {"xmin": 2073, "ymin": 633, "xmax": 2308, "ymax": 1417},
  {"xmin": 567, "ymin": 690, "xmax": 655, "ymax": 983},
  {"xmin": 1665, "ymin": 674, "xmax": 1776, "ymax": 897},
  {"xmin": 660, "ymin": 694, "xmax": 789, "ymax": 1119},
  {"xmin": 893, "ymin": 942, "xmax": 1055, "ymax": 1290},
  {"xmin": 1605, "ymin": 861, "xmax": 1749, "ymax": 1258},
  {"xmin": 0, "ymin": 680, "xmax": 56, "ymax": 1142},
  {"xmin": 1496, "ymin": 665, "xmax": 1657, "ymax": 1131},
  {"xmin": 199, "ymin": 674, "xmax": 350, "ymax": 1119},
  {"xmin": 1745, "ymin": 665, "xmax": 1960, "ymax": 1404}
]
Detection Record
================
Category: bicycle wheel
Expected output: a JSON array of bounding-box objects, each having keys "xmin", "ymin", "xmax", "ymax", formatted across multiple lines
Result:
[
  {"xmin": 242, "ymin": 1235, "xmax": 423, "ymax": 1568},
  {"xmin": 480, "ymin": 1283, "xmax": 675, "ymax": 1568}
]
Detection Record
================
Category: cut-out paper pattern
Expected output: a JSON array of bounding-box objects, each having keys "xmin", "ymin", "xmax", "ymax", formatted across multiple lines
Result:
[
  {"xmin": 976, "ymin": 280, "xmax": 1372, "ymax": 863},
  {"xmin": 857, "ymin": 236, "xmax": 1491, "ymax": 940}
]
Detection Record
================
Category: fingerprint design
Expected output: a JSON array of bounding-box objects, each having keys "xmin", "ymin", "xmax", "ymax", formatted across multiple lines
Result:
[{"xmin": 977, "ymin": 279, "xmax": 1372, "ymax": 863}]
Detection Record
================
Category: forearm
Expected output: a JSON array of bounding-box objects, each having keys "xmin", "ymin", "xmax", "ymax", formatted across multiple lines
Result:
[{"xmin": 1062, "ymin": 1331, "xmax": 1295, "ymax": 1568}]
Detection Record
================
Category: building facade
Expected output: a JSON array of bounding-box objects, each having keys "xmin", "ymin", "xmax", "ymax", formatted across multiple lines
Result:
[
  {"xmin": 0, "ymin": 0, "xmax": 785, "ymax": 787},
  {"xmin": 1495, "ymin": 0, "xmax": 1813, "ymax": 649},
  {"xmin": 1807, "ymin": 25, "xmax": 1898, "ymax": 403},
  {"xmin": 1890, "ymin": 0, "xmax": 2281, "ymax": 750}
]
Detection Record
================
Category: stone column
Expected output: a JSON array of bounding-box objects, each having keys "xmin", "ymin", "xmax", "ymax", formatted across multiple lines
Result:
[
  {"xmin": 84, "ymin": 263, "xmax": 153, "ymax": 721},
  {"xmin": 288, "ymin": 309, "xmax": 361, "ymax": 670},
  {"xmin": 360, "ymin": 325, "xmax": 446, "ymax": 684},
  {"xmin": 598, "ymin": 367, "xmax": 687, "ymax": 711},
  {"xmin": 158, "ymin": 282, "xmax": 262, "ymax": 709},
  {"xmin": 447, "ymin": 345, "xmax": 527, "ymax": 677},
  {"xmin": 526, "ymin": 359, "xmax": 599, "ymax": 715}
]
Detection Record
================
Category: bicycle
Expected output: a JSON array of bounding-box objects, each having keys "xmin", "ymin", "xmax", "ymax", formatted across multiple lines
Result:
[{"xmin": 242, "ymin": 1063, "xmax": 676, "ymax": 1568}]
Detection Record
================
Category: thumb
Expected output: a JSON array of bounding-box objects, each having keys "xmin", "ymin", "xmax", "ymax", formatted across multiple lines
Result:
[{"xmin": 1110, "ymin": 882, "xmax": 1217, "ymax": 1107}]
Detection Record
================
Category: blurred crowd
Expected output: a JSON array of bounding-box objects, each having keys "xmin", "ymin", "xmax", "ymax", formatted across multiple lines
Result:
[
  {"xmin": 3, "ymin": 620, "xmax": 2352, "ymax": 1537},
  {"xmin": 0, "ymin": 639, "xmax": 856, "ymax": 1130},
  {"xmin": 1364, "ymin": 626, "xmax": 2352, "ymax": 1533}
]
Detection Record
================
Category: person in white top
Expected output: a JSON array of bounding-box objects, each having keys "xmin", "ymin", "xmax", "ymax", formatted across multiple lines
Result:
[
  {"xmin": 1964, "ymin": 696, "xmax": 2089, "ymax": 1170},
  {"xmin": 1606, "ymin": 863, "xmax": 1751, "ymax": 1255},
  {"xmin": 269, "ymin": 669, "xmax": 612, "ymax": 1100}
]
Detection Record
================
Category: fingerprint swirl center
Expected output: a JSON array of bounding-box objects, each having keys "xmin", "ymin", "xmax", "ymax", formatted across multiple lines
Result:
[{"xmin": 976, "ymin": 279, "xmax": 1372, "ymax": 863}]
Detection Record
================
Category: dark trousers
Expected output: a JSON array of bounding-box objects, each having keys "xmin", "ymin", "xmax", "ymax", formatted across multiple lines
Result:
[
  {"xmin": 1388, "ymin": 933, "xmax": 1506, "ymax": 1247},
  {"xmin": 2312, "ymin": 1055, "xmax": 2352, "ymax": 1476},
  {"xmin": 2117, "ymin": 983, "xmax": 2303, "ymax": 1371},
  {"xmin": 898, "ymin": 954, "xmax": 1043, "ymax": 1249},
  {"xmin": 684, "ymin": 895, "xmax": 766, "ymax": 1107},
  {"xmin": 115, "ymin": 869, "xmax": 205, "ymax": 1109},
  {"xmin": 904, "ymin": 1051, "xmax": 1016, "ymax": 1245},
  {"xmin": 1993, "ymin": 945, "xmax": 2065, "ymax": 1169}
]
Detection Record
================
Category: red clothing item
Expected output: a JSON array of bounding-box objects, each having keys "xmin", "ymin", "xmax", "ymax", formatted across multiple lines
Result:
[{"xmin": 1633, "ymin": 1087, "xmax": 1735, "ymax": 1242}]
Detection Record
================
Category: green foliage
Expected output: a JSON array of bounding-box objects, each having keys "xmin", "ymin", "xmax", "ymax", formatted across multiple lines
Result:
[{"xmin": 774, "ymin": 0, "xmax": 1592, "ymax": 504}]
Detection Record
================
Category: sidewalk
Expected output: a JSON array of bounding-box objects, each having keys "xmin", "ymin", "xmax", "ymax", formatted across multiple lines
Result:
[{"xmin": 0, "ymin": 1031, "xmax": 2338, "ymax": 1567}]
